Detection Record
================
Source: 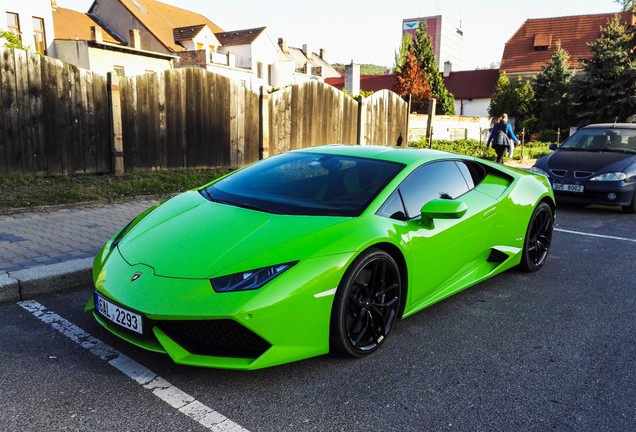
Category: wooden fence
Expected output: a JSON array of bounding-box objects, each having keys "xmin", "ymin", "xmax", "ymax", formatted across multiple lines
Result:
[
  {"xmin": 0, "ymin": 48, "xmax": 111, "ymax": 175},
  {"xmin": 0, "ymin": 47, "xmax": 409, "ymax": 176}
]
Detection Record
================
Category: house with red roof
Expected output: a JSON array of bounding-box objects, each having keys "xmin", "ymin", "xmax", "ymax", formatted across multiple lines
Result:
[
  {"xmin": 81, "ymin": 0, "xmax": 338, "ymax": 88},
  {"xmin": 52, "ymin": 5, "xmax": 177, "ymax": 76},
  {"xmin": 500, "ymin": 12, "xmax": 635, "ymax": 78},
  {"xmin": 326, "ymin": 68, "xmax": 498, "ymax": 118}
]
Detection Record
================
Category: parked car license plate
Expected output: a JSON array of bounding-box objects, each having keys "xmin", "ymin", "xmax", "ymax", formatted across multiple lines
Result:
[
  {"xmin": 94, "ymin": 292, "xmax": 143, "ymax": 334},
  {"xmin": 553, "ymin": 183, "xmax": 584, "ymax": 193}
]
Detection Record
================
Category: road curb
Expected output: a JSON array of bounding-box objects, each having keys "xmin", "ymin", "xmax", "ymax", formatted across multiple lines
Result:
[{"xmin": 1, "ymin": 258, "xmax": 94, "ymax": 303}]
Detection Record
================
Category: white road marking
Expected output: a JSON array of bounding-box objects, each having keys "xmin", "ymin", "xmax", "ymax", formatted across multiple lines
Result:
[
  {"xmin": 17, "ymin": 300, "xmax": 249, "ymax": 432},
  {"xmin": 555, "ymin": 228, "xmax": 636, "ymax": 243}
]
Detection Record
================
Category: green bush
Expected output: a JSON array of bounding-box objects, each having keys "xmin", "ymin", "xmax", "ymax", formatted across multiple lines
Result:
[{"xmin": 409, "ymin": 138, "xmax": 552, "ymax": 161}]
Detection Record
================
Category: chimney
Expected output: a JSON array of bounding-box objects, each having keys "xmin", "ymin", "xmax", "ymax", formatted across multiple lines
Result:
[
  {"xmin": 51, "ymin": 0, "xmax": 58, "ymax": 11},
  {"xmin": 129, "ymin": 29, "xmax": 141, "ymax": 49},
  {"xmin": 90, "ymin": 26, "xmax": 103, "ymax": 44},
  {"xmin": 302, "ymin": 44, "xmax": 309, "ymax": 56},
  {"xmin": 278, "ymin": 37, "xmax": 288, "ymax": 53},
  {"xmin": 443, "ymin": 61, "xmax": 452, "ymax": 77},
  {"xmin": 344, "ymin": 63, "xmax": 360, "ymax": 96},
  {"xmin": 319, "ymin": 48, "xmax": 326, "ymax": 60}
]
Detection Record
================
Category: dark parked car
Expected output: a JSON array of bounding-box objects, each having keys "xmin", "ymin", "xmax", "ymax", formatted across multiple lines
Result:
[{"xmin": 531, "ymin": 123, "xmax": 636, "ymax": 213}]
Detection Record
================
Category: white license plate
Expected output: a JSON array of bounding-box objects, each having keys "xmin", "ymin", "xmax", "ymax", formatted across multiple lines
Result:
[
  {"xmin": 553, "ymin": 183, "xmax": 584, "ymax": 193},
  {"xmin": 94, "ymin": 293, "xmax": 143, "ymax": 334}
]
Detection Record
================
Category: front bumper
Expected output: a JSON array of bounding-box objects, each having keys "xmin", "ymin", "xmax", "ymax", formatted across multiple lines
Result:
[
  {"xmin": 88, "ymin": 247, "xmax": 353, "ymax": 369},
  {"xmin": 551, "ymin": 179, "xmax": 635, "ymax": 207}
]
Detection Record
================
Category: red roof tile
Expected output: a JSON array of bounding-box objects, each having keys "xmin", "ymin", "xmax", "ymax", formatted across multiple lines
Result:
[
  {"xmin": 98, "ymin": 0, "xmax": 224, "ymax": 52},
  {"xmin": 53, "ymin": 7, "xmax": 121, "ymax": 44},
  {"xmin": 326, "ymin": 69, "xmax": 498, "ymax": 100},
  {"xmin": 215, "ymin": 27, "xmax": 267, "ymax": 46},
  {"xmin": 501, "ymin": 12, "xmax": 635, "ymax": 74},
  {"xmin": 442, "ymin": 69, "xmax": 499, "ymax": 99}
]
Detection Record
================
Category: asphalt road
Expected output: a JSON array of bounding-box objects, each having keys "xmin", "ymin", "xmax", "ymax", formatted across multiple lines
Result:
[{"xmin": 1, "ymin": 205, "xmax": 634, "ymax": 432}]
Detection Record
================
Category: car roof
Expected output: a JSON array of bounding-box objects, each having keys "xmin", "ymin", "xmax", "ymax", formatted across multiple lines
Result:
[
  {"xmin": 582, "ymin": 123, "xmax": 636, "ymax": 130},
  {"xmin": 293, "ymin": 144, "xmax": 466, "ymax": 165}
]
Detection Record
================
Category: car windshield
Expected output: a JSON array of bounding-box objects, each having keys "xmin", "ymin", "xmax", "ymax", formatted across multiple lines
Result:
[
  {"xmin": 201, "ymin": 151, "xmax": 405, "ymax": 216},
  {"xmin": 560, "ymin": 128, "xmax": 636, "ymax": 153}
]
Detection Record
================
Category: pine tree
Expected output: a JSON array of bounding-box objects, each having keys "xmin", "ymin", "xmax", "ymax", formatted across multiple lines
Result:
[
  {"xmin": 412, "ymin": 21, "xmax": 455, "ymax": 115},
  {"xmin": 532, "ymin": 41, "xmax": 575, "ymax": 132},
  {"xmin": 393, "ymin": 47, "xmax": 432, "ymax": 113},
  {"xmin": 570, "ymin": 15, "xmax": 636, "ymax": 124}
]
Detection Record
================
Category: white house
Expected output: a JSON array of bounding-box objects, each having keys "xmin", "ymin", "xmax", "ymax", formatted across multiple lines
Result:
[{"xmin": 1, "ymin": 0, "xmax": 56, "ymax": 55}]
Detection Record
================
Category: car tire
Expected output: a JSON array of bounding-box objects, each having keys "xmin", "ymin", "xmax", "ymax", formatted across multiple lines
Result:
[
  {"xmin": 519, "ymin": 202, "xmax": 554, "ymax": 272},
  {"xmin": 622, "ymin": 195, "xmax": 636, "ymax": 214},
  {"xmin": 330, "ymin": 248, "xmax": 402, "ymax": 357}
]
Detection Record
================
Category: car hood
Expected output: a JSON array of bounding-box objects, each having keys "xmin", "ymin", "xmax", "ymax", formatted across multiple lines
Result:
[
  {"xmin": 542, "ymin": 150, "xmax": 636, "ymax": 172},
  {"xmin": 117, "ymin": 191, "xmax": 352, "ymax": 279}
]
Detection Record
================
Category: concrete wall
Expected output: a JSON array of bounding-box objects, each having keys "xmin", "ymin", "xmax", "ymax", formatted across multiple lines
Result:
[
  {"xmin": 454, "ymin": 98, "xmax": 491, "ymax": 117},
  {"xmin": 409, "ymin": 114, "xmax": 492, "ymax": 142}
]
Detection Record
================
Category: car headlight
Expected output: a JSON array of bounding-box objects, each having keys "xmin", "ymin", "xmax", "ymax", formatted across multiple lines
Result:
[
  {"xmin": 210, "ymin": 262, "xmax": 297, "ymax": 293},
  {"xmin": 530, "ymin": 166, "xmax": 549, "ymax": 177},
  {"xmin": 590, "ymin": 172, "xmax": 627, "ymax": 181}
]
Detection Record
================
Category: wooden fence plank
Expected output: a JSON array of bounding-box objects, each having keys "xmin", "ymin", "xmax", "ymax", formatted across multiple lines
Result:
[
  {"xmin": 94, "ymin": 73, "xmax": 111, "ymax": 173},
  {"xmin": 157, "ymin": 72, "xmax": 167, "ymax": 168},
  {"xmin": 0, "ymin": 49, "xmax": 6, "ymax": 174},
  {"xmin": 27, "ymin": 53, "xmax": 46, "ymax": 173},
  {"xmin": 1, "ymin": 48, "xmax": 20, "ymax": 173},
  {"xmin": 15, "ymin": 49, "xmax": 34, "ymax": 173}
]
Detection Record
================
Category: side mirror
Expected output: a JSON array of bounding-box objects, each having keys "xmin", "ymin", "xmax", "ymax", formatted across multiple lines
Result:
[
  {"xmin": 549, "ymin": 143, "xmax": 558, "ymax": 151},
  {"xmin": 420, "ymin": 199, "xmax": 468, "ymax": 229}
]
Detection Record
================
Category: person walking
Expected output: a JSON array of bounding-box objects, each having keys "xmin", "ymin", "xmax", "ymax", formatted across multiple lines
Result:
[{"xmin": 487, "ymin": 113, "xmax": 519, "ymax": 164}]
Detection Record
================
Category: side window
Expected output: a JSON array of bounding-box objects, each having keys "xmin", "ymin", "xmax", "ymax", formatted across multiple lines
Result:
[
  {"xmin": 399, "ymin": 161, "xmax": 470, "ymax": 219},
  {"xmin": 377, "ymin": 190, "xmax": 406, "ymax": 220},
  {"xmin": 456, "ymin": 160, "xmax": 486, "ymax": 189}
]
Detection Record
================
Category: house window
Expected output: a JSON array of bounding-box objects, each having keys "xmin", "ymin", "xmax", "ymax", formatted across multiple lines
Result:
[
  {"xmin": 113, "ymin": 65, "xmax": 125, "ymax": 76},
  {"xmin": 268, "ymin": 64, "xmax": 272, "ymax": 86},
  {"xmin": 32, "ymin": 17, "xmax": 46, "ymax": 54},
  {"xmin": 257, "ymin": 62, "xmax": 263, "ymax": 79},
  {"xmin": 6, "ymin": 12, "xmax": 21, "ymax": 41}
]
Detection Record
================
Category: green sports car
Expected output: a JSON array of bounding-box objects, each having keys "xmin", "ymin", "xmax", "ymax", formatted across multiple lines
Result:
[{"xmin": 86, "ymin": 145, "xmax": 555, "ymax": 369}]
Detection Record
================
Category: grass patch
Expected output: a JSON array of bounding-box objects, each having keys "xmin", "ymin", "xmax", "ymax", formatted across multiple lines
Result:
[{"xmin": 0, "ymin": 168, "xmax": 230, "ymax": 211}]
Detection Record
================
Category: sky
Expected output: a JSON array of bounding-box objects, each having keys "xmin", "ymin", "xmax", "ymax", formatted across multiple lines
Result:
[{"xmin": 57, "ymin": 0, "xmax": 623, "ymax": 70}]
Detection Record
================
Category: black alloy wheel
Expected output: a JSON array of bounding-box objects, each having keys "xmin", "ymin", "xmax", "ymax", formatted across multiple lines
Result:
[
  {"xmin": 520, "ymin": 202, "xmax": 554, "ymax": 272},
  {"xmin": 330, "ymin": 248, "xmax": 402, "ymax": 357}
]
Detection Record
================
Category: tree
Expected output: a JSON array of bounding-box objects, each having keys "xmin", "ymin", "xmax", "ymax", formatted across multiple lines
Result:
[
  {"xmin": 532, "ymin": 41, "xmax": 575, "ymax": 132},
  {"xmin": 393, "ymin": 33, "xmax": 412, "ymax": 73},
  {"xmin": 488, "ymin": 72, "xmax": 535, "ymax": 131},
  {"xmin": 570, "ymin": 15, "xmax": 636, "ymax": 124},
  {"xmin": 393, "ymin": 46, "xmax": 432, "ymax": 113},
  {"xmin": 613, "ymin": 0, "xmax": 634, "ymax": 11},
  {"xmin": 411, "ymin": 21, "xmax": 455, "ymax": 115},
  {"xmin": 0, "ymin": 30, "xmax": 28, "ymax": 50}
]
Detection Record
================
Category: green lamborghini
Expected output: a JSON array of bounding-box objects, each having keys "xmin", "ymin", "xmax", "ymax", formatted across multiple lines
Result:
[{"xmin": 86, "ymin": 145, "xmax": 555, "ymax": 369}]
